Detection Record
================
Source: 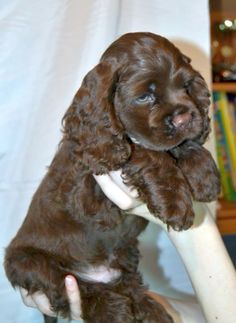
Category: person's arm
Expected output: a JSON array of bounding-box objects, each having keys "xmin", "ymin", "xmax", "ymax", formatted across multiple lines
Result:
[
  {"xmin": 131, "ymin": 202, "xmax": 236, "ymax": 323},
  {"xmin": 169, "ymin": 206, "xmax": 236, "ymax": 323}
]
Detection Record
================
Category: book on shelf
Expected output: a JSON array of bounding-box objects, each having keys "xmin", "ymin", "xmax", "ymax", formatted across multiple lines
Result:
[{"xmin": 213, "ymin": 91, "xmax": 236, "ymax": 201}]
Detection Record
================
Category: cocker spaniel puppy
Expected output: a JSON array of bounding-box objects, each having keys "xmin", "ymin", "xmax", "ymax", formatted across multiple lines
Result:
[{"xmin": 5, "ymin": 32, "xmax": 220, "ymax": 323}]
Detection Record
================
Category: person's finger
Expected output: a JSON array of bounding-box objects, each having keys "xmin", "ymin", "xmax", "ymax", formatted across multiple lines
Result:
[
  {"xmin": 65, "ymin": 275, "xmax": 82, "ymax": 320},
  {"xmin": 31, "ymin": 292, "xmax": 56, "ymax": 317},
  {"xmin": 93, "ymin": 173, "xmax": 135, "ymax": 210},
  {"xmin": 128, "ymin": 204, "xmax": 168, "ymax": 229},
  {"xmin": 19, "ymin": 288, "xmax": 37, "ymax": 308},
  {"xmin": 109, "ymin": 170, "xmax": 139, "ymax": 199}
]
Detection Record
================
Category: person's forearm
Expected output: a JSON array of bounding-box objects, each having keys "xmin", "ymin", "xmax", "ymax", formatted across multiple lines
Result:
[
  {"xmin": 168, "ymin": 204, "xmax": 236, "ymax": 323},
  {"xmin": 131, "ymin": 202, "xmax": 236, "ymax": 322}
]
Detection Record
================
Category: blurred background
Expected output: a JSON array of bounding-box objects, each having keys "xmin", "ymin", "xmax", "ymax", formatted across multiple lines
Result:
[{"xmin": 210, "ymin": 1, "xmax": 236, "ymax": 260}]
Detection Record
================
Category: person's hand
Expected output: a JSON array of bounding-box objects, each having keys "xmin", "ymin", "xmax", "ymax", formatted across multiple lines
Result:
[
  {"xmin": 93, "ymin": 170, "xmax": 140, "ymax": 210},
  {"xmin": 19, "ymin": 275, "xmax": 82, "ymax": 320},
  {"xmin": 20, "ymin": 275, "xmax": 183, "ymax": 322},
  {"xmin": 94, "ymin": 170, "xmax": 169, "ymax": 230}
]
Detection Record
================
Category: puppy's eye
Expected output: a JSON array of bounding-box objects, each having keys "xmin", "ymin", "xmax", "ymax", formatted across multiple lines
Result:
[
  {"xmin": 135, "ymin": 93, "xmax": 155, "ymax": 104},
  {"xmin": 184, "ymin": 80, "xmax": 193, "ymax": 94},
  {"xmin": 184, "ymin": 79, "xmax": 193, "ymax": 89}
]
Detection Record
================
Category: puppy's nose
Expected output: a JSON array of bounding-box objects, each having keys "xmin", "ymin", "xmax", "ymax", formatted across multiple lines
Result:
[{"xmin": 171, "ymin": 112, "xmax": 192, "ymax": 128}]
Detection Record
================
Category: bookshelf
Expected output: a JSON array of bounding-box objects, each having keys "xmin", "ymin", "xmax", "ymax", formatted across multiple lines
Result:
[
  {"xmin": 210, "ymin": 1, "xmax": 236, "ymax": 234},
  {"xmin": 212, "ymin": 88, "xmax": 236, "ymax": 234},
  {"xmin": 213, "ymin": 87, "xmax": 236, "ymax": 234},
  {"xmin": 217, "ymin": 199, "xmax": 236, "ymax": 234},
  {"xmin": 213, "ymin": 83, "xmax": 236, "ymax": 92}
]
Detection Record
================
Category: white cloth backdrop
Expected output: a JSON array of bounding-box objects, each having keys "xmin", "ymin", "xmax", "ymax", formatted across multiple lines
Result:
[{"xmin": 0, "ymin": 0, "xmax": 212, "ymax": 322}]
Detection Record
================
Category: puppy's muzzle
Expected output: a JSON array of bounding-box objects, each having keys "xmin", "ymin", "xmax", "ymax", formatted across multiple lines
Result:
[
  {"xmin": 164, "ymin": 107, "xmax": 193, "ymax": 130},
  {"xmin": 170, "ymin": 112, "xmax": 192, "ymax": 128}
]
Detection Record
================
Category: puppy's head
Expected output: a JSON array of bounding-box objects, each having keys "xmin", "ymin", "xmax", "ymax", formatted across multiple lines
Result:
[
  {"xmin": 63, "ymin": 33, "xmax": 211, "ymax": 173},
  {"xmin": 102, "ymin": 32, "xmax": 211, "ymax": 150}
]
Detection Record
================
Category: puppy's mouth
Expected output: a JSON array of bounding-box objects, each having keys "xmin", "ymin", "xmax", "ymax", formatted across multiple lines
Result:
[
  {"xmin": 129, "ymin": 135, "xmax": 141, "ymax": 145},
  {"xmin": 128, "ymin": 134, "xmax": 157, "ymax": 149},
  {"xmin": 128, "ymin": 133, "xmax": 173, "ymax": 151}
]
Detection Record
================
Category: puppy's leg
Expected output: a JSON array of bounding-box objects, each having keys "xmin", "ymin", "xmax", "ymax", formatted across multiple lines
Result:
[
  {"xmin": 79, "ymin": 288, "xmax": 134, "ymax": 323},
  {"xmin": 43, "ymin": 314, "xmax": 57, "ymax": 323},
  {"xmin": 171, "ymin": 141, "xmax": 221, "ymax": 202},
  {"xmin": 4, "ymin": 246, "xmax": 70, "ymax": 318},
  {"xmin": 79, "ymin": 273, "xmax": 173, "ymax": 323},
  {"xmin": 123, "ymin": 148, "xmax": 194, "ymax": 231},
  {"xmin": 133, "ymin": 294, "xmax": 174, "ymax": 323},
  {"xmin": 115, "ymin": 272, "xmax": 174, "ymax": 323}
]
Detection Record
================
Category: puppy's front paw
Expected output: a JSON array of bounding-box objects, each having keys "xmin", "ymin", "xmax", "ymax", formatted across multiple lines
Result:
[
  {"xmin": 188, "ymin": 168, "xmax": 220, "ymax": 202},
  {"xmin": 162, "ymin": 202, "xmax": 194, "ymax": 231},
  {"xmin": 182, "ymin": 146, "xmax": 221, "ymax": 202},
  {"xmin": 146, "ymin": 188, "xmax": 194, "ymax": 231},
  {"xmin": 172, "ymin": 141, "xmax": 221, "ymax": 202}
]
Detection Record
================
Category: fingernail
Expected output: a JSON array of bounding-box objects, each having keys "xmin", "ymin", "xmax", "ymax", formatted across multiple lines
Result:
[{"xmin": 65, "ymin": 275, "xmax": 74, "ymax": 289}]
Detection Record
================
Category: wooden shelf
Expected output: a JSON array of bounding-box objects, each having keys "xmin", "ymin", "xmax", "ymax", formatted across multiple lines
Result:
[
  {"xmin": 217, "ymin": 199, "xmax": 236, "ymax": 234},
  {"xmin": 213, "ymin": 82, "xmax": 236, "ymax": 92}
]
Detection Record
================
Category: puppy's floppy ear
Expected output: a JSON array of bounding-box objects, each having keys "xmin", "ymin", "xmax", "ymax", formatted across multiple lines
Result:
[
  {"xmin": 182, "ymin": 54, "xmax": 191, "ymax": 64},
  {"xmin": 188, "ymin": 72, "xmax": 211, "ymax": 144},
  {"xmin": 62, "ymin": 62, "xmax": 131, "ymax": 174}
]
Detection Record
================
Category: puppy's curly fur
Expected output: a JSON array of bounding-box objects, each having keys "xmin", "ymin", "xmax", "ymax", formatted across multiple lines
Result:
[{"xmin": 5, "ymin": 32, "xmax": 220, "ymax": 323}]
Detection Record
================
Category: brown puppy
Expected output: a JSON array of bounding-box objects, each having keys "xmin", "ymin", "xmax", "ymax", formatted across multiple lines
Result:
[{"xmin": 5, "ymin": 32, "xmax": 220, "ymax": 323}]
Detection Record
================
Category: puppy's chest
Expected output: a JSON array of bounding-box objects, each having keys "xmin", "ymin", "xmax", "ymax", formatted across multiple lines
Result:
[
  {"xmin": 75, "ymin": 216, "xmax": 144, "ymax": 284},
  {"xmin": 76, "ymin": 263, "xmax": 121, "ymax": 284}
]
